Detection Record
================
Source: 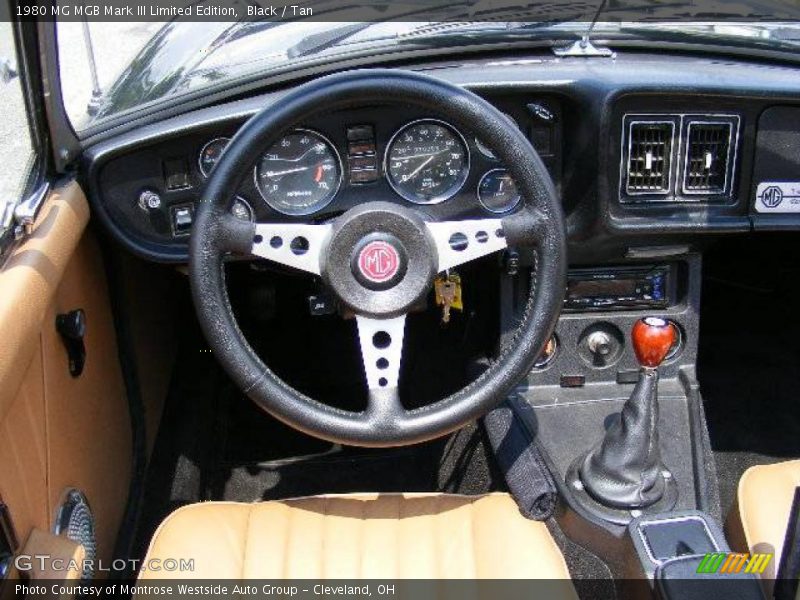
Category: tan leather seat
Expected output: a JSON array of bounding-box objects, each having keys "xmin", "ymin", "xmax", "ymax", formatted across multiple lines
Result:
[
  {"xmin": 139, "ymin": 493, "xmax": 575, "ymax": 584},
  {"xmin": 738, "ymin": 459, "xmax": 800, "ymax": 580}
]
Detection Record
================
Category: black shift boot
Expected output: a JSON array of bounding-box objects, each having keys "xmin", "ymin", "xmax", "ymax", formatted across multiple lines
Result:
[
  {"xmin": 577, "ymin": 316, "xmax": 677, "ymax": 510},
  {"xmin": 579, "ymin": 368, "xmax": 666, "ymax": 508}
]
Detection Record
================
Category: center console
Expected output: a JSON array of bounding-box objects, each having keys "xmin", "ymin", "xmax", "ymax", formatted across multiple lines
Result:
[
  {"xmin": 502, "ymin": 255, "xmax": 696, "ymax": 388},
  {"xmin": 500, "ymin": 251, "xmax": 722, "ymax": 588},
  {"xmin": 627, "ymin": 511, "xmax": 765, "ymax": 600}
]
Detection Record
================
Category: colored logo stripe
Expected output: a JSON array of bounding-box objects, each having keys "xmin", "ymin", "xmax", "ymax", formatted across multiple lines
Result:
[
  {"xmin": 745, "ymin": 553, "xmax": 772, "ymax": 574},
  {"xmin": 696, "ymin": 552, "xmax": 772, "ymax": 575},
  {"xmin": 697, "ymin": 553, "xmax": 727, "ymax": 573}
]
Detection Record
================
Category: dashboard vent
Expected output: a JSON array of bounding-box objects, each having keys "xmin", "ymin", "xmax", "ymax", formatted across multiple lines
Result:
[
  {"xmin": 626, "ymin": 121, "xmax": 674, "ymax": 194},
  {"xmin": 683, "ymin": 120, "xmax": 736, "ymax": 194}
]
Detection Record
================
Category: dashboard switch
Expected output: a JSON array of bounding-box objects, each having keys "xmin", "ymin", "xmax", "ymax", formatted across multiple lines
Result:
[
  {"xmin": 527, "ymin": 102, "xmax": 556, "ymax": 123},
  {"xmin": 348, "ymin": 141, "xmax": 376, "ymax": 156},
  {"xmin": 171, "ymin": 204, "xmax": 194, "ymax": 236},
  {"xmin": 350, "ymin": 168, "xmax": 378, "ymax": 183},
  {"xmin": 346, "ymin": 124, "xmax": 375, "ymax": 142},
  {"xmin": 308, "ymin": 293, "xmax": 336, "ymax": 316},
  {"xmin": 347, "ymin": 124, "xmax": 378, "ymax": 184}
]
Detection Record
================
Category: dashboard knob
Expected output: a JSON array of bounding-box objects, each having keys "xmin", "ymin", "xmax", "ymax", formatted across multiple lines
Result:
[
  {"xmin": 587, "ymin": 331, "xmax": 613, "ymax": 357},
  {"xmin": 632, "ymin": 317, "xmax": 676, "ymax": 368},
  {"xmin": 138, "ymin": 190, "xmax": 161, "ymax": 211}
]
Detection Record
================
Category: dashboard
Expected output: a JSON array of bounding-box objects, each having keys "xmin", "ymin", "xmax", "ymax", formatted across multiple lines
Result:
[
  {"xmin": 83, "ymin": 52, "xmax": 800, "ymax": 264},
  {"xmin": 89, "ymin": 95, "xmax": 563, "ymax": 258}
]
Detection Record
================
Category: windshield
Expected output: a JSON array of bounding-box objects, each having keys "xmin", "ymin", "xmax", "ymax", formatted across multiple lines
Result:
[{"xmin": 56, "ymin": 0, "xmax": 800, "ymax": 133}]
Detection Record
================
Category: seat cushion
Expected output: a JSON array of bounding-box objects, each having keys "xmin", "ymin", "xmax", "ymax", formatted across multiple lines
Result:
[
  {"xmin": 738, "ymin": 460, "xmax": 800, "ymax": 575},
  {"xmin": 139, "ymin": 493, "xmax": 575, "ymax": 582}
]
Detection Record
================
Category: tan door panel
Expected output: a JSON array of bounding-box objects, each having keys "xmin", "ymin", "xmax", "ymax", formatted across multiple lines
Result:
[
  {"xmin": 43, "ymin": 232, "xmax": 132, "ymax": 568},
  {"xmin": 0, "ymin": 181, "xmax": 131, "ymax": 573},
  {"xmin": 0, "ymin": 183, "xmax": 89, "ymax": 421},
  {"xmin": 0, "ymin": 349, "xmax": 48, "ymax": 542}
]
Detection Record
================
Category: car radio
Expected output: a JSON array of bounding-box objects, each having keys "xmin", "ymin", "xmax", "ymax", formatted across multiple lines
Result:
[{"xmin": 564, "ymin": 265, "xmax": 672, "ymax": 311}]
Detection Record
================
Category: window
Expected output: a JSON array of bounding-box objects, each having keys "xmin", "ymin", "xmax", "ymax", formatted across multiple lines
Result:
[{"xmin": 0, "ymin": 20, "xmax": 36, "ymax": 244}]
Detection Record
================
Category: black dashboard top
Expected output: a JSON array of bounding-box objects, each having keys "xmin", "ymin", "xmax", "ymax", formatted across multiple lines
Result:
[{"xmin": 82, "ymin": 51, "xmax": 800, "ymax": 263}]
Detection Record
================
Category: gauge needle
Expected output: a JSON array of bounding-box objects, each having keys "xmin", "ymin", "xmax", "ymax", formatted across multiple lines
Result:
[
  {"xmin": 397, "ymin": 149, "xmax": 448, "ymax": 161},
  {"xmin": 270, "ymin": 145, "xmax": 320, "ymax": 163},
  {"xmin": 264, "ymin": 166, "xmax": 308, "ymax": 178},
  {"xmin": 404, "ymin": 155, "xmax": 435, "ymax": 181},
  {"xmin": 314, "ymin": 164, "xmax": 324, "ymax": 183}
]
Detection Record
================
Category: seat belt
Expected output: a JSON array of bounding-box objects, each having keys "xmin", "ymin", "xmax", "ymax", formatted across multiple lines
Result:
[{"xmin": 774, "ymin": 487, "xmax": 800, "ymax": 600}]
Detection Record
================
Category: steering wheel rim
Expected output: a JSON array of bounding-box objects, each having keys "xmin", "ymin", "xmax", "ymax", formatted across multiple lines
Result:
[{"xmin": 189, "ymin": 69, "xmax": 567, "ymax": 447}]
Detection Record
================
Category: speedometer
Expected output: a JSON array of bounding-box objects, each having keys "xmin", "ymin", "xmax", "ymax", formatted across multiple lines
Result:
[
  {"xmin": 385, "ymin": 119, "xmax": 469, "ymax": 204},
  {"xmin": 254, "ymin": 129, "xmax": 342, "ymax": 216}
]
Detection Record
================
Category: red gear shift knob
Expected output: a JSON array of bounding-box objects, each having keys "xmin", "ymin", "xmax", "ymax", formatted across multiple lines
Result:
[{"xmin": 632, "ymin": 317, "xmax": 676, "ymax": 368}]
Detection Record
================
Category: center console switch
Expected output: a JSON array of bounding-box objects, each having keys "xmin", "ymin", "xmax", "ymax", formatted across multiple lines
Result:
[{"xmin": 628, "ymin": 510, "xmax": 764, "ymax": 600}]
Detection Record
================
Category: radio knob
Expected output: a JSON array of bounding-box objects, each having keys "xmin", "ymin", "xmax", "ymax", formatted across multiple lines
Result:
[{"xmin": 587, "ymin": 331, "xmax": 613, "ymax": 357}]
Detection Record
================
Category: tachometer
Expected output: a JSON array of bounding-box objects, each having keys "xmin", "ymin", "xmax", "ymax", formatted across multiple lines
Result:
[
  {"xmin": 254, "ymin": 129, "xmax": 342, "ymax": 216},
  {"xmin": 385, "ymin": 119, "xmax": 469, "ymax": 204}
]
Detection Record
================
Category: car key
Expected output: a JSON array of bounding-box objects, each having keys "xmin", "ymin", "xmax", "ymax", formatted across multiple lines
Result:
[
  {"xmin": 434, "ymin": 273, "xmax": 463, "ymax": 324},
  {"xmin": 440, "ymin": 279, "xmax": 457, "ymax": 323}
]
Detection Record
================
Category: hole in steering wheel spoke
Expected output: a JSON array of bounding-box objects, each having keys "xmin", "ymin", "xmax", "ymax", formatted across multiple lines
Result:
[
  {"xmin": 448, "ymin": 232, "xmax": 469, "ymax": 252},
  {"xmin": 290, "ymin": 236, "xmax": 309, "ymax": 255},
  {"xmin": 376, "ymin": 357, "xmax": 389, "ymax": 370},
  {"xmin": 372, "ymin": 331, "xmax": 391, "ymax": 349}
]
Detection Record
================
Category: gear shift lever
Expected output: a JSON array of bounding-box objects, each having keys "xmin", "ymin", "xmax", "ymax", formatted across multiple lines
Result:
[
  {"xmin": 631, "ymin": 317, "xmax": 675, "ymax": 369},
  {"xmin": 577, "ymin": 317, "xmax": 675, "ymax": 509}
]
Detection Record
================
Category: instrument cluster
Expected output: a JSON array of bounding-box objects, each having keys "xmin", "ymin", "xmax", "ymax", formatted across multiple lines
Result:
[
  {"xmin": 196, "ymin": 118, "xmax": 524, "ymax": 220},
  {"xmin": 92, "ymin": 96, "xmax": 561, "ymax": 261}
]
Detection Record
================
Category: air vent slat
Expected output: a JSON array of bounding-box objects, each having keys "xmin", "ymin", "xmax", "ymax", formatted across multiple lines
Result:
[
  {"xmin": 626, "ymin": 121, "xmax": 674, "ymax": 194},
  {"xmin": 684, "ymin": 121, "xmax": 734, "ymax": 194}
]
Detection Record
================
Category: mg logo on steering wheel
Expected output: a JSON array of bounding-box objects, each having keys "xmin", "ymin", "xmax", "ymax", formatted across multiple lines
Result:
[{"xmin": 357, "ymin": 241, "xmax": 400, "ymax": 283}]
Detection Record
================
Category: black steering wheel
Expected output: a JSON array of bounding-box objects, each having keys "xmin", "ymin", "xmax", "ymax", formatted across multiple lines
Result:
[{"xmin": 190, "ymin": 69, "xmax": 566, "ymax": 447}]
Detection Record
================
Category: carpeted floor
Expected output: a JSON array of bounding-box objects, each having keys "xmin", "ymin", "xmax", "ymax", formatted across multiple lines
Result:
[{"xmin": 698, "ymin": 233, "xmax": 800, "ymax": 520}]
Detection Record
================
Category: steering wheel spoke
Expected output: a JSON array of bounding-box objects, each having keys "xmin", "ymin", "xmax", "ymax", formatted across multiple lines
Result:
[
  {"xmin": 426, "ymin": 219, "xmax": 508, "ymax": 272},
  {"xmin": 355, "ymin": 314, "xmax": 406, "ymax": 396},
  {"xmin": 251, "ymin": 222, "xmax": 332, "ymax": 275}
]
